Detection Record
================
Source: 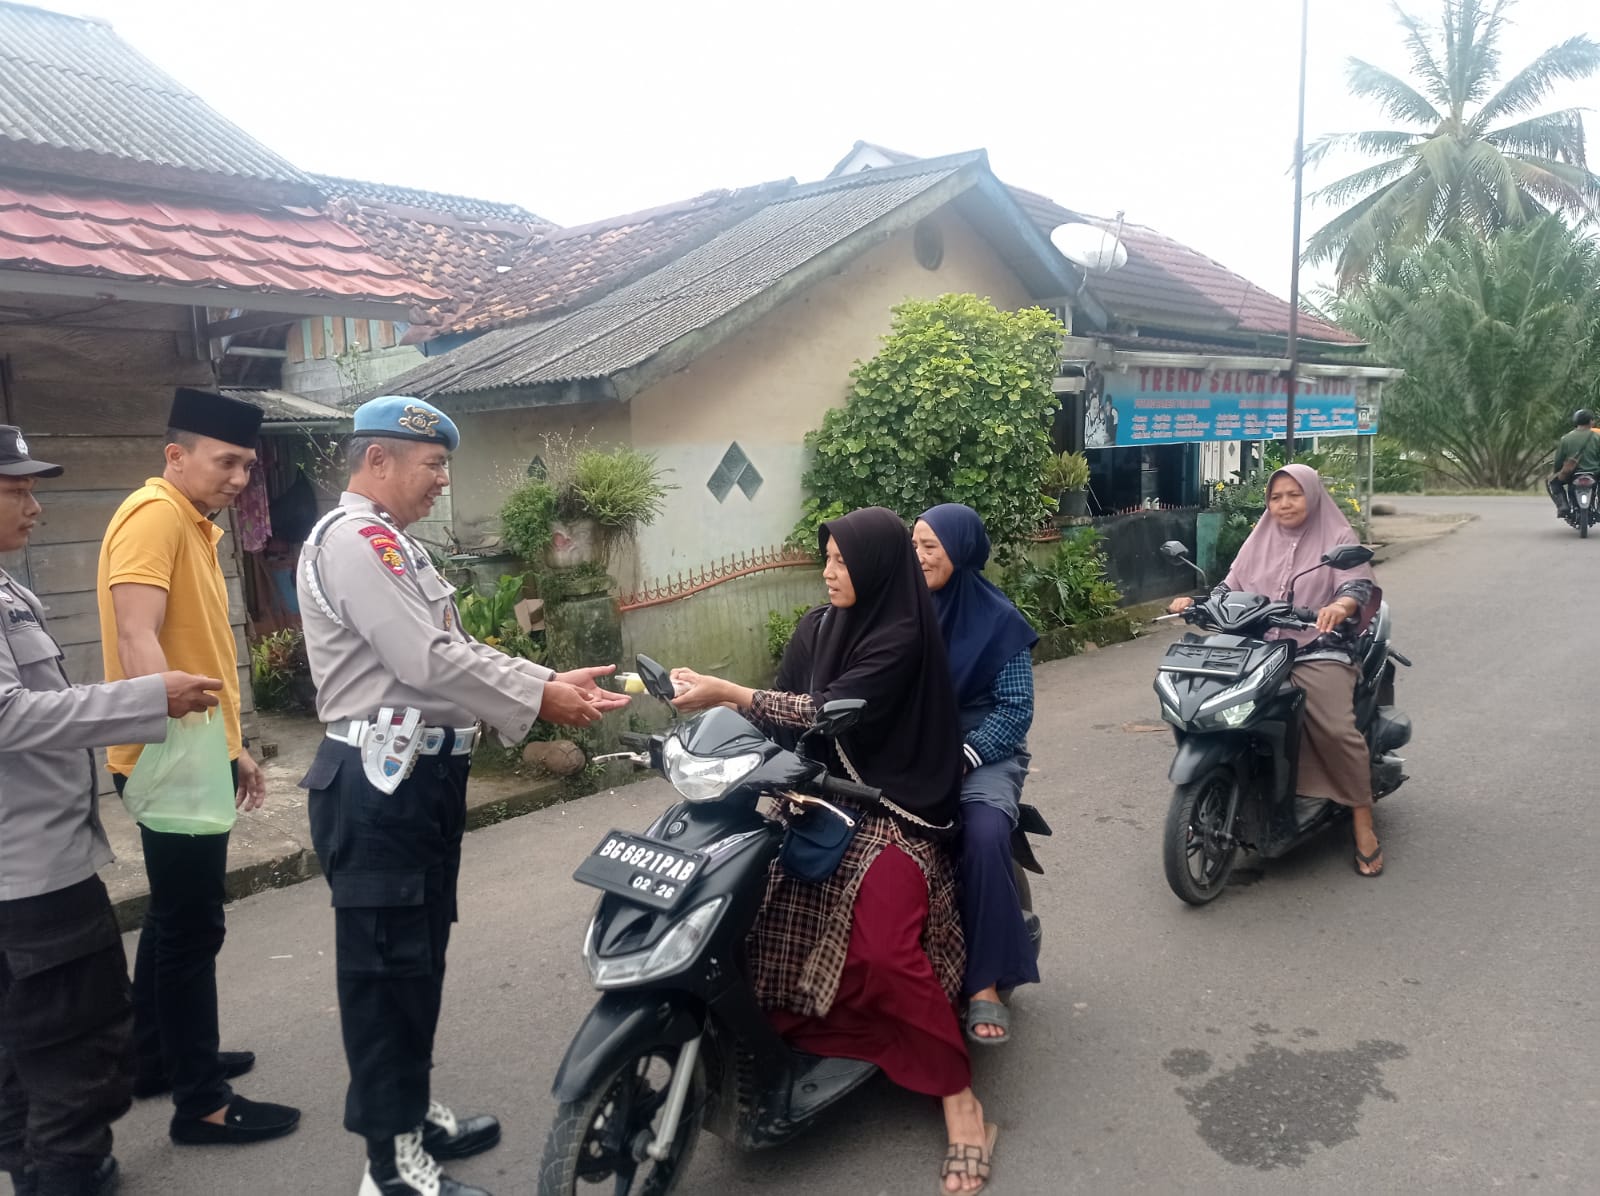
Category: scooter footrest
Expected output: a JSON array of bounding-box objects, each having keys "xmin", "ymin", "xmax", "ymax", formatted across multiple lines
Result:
[{"xmin": 789, "ymin": 1054, "xmax": 877, "ymax": 1121}]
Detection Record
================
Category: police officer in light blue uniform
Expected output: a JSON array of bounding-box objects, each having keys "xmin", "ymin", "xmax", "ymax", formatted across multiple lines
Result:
[{"xmin": 297, "ymin": 397, "xmax": 628, "ymax": 1196}]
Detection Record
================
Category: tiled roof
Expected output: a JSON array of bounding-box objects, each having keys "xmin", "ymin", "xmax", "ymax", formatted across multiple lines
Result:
[
  {"xmin": 313, "ymin": 175, "xmax": 551, "ymax": 325},
  {"xmin": 838, "ymin": 143, "xmax": 1358, "ymax": 345},
  {"xmin": 1002, "ymin": 186, "xmax": 1357, "ymax": 345},
  {"xmin": 439, "ymin": 182, "xmax": 791, "ymax": 336},
  {"xmin": 0, "ymin": 176, "xmax": 445, "ymax": 305},
  {"xmin": 0, "ymin": 2, "xmax": 310, "ymax": 197},
  {"xmin": 373, "ymin": 155, "xmax": 980, "ymax": 400}
]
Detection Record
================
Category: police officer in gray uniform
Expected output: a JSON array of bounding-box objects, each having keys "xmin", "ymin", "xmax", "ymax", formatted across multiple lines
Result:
[
  {"xmin": 0, "ymin": 427, "xmax": 221, "ymax": 1196},
  {"xmin": 297, "ymin": 396, "xmax": 628, "ymax": 1196}
]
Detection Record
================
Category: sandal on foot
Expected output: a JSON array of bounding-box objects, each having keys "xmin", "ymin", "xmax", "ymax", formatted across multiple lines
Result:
[
  {"xmin": 939, "ymin": 1122, "xmax": 999, "ymax": 1194},
  {"xmin": 1355, "ymin": 843, "xmax": 1385, "ymax": 877},
  {"xmin": 964, "ymin": 1000, "xmax": 1010, "ymax": 1046}
]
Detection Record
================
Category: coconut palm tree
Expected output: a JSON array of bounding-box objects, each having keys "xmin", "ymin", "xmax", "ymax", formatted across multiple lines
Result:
[{"xmin": 1304, "ymin": 0, "xmax": 1600, "ymax": 290}]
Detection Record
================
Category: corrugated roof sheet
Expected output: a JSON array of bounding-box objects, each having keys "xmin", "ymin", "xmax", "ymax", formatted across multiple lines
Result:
[
  {"xmin": 0, "ymin": 2, "xmax": 308, "ymax": 189},
  {"xmin": 376, "ymin": 158, "xmax": 971, "ymax": 399},
  {"xmin": 313, "ymin": 175, "xmax": 551, "ymax": 326},
  {"xmin": 438, "ymin": 182, "xmax": 790, "ymax": 336},
  {"xmin": 223, "ymin": 387, "xmax": 349, "ymax": 424},
  {"xmin": 0, "ymin": 176, "xmax": 445, "ymax": 304}
]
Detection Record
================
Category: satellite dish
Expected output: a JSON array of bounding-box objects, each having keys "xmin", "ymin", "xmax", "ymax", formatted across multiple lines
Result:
[{"xmin": 1051, "ymin": 222, "xmax": 1128, "ymax": 273}]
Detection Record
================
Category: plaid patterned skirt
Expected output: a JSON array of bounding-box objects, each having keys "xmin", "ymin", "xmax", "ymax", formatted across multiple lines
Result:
[{"xmin": 748, "ymin": 806, "xmax": 965, "ymax": 1019}]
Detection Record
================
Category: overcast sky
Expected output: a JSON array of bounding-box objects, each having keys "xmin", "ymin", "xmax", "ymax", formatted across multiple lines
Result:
[{"xmin": 48, "ymin": 0, "xmax": 1600, "ymax": 301}]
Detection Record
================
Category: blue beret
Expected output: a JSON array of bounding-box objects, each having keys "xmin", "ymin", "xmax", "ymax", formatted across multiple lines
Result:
[{"xmin": 351, "ymin": 395, "xmax": 459, "ymax": 451}]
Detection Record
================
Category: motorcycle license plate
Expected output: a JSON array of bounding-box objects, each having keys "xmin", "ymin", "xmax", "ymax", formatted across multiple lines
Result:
[
  {"xmin": 573, "ymin": 830, "xmax": 708, "ymax": 911},
  {"xmin": 1159, "ymin": 642, "xmax": 1251, "ymax": 678}
]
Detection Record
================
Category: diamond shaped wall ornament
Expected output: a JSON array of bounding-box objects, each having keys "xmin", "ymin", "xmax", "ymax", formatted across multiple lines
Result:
[{"xmin": 707, "ymin": 442, "xmax": 762, "ymax": 503}]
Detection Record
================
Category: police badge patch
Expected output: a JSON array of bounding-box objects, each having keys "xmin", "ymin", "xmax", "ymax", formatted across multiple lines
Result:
[{"xmin": 357, "ymin": 524, "xmax": 407, "ymax": 575}]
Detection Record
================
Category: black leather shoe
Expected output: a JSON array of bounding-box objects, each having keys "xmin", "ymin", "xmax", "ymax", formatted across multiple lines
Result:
[
  {"xmin": 421, "ymin": 1101, "xmax": 500, "ymax": 1161},
  {"xmin": 360, "ymin": 1132, "xmax": 491, "ymax": 1196},
  {"xmin": 32, "ymin": 1156, "xmax": 116, "ymax": 1196},
  {"xmin": 169, "ymin": 1095, "xmax": 300, "ymax": 1145},
  {"xmin": 132, "ymin": 1050, "xmax": 256, "ymax": 1099}
]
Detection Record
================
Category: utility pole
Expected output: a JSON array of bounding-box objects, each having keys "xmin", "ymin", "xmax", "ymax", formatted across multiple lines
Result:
[{"xmin": 1284, "ymin": 0, "xmax": 1309, "ymax": 463}]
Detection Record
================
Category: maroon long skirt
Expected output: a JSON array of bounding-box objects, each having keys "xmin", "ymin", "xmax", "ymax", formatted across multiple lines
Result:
[{"xmin": 767, "ymin": 844, "xmax": 972, "ymax": 1097}]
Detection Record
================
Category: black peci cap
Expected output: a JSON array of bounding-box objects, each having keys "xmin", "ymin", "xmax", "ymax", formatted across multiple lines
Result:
[{"xmin": 168, "ymin": 388, "xmax": 263, "ymax": 449}]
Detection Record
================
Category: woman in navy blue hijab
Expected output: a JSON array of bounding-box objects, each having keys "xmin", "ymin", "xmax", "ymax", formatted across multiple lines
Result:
[{"xmin": 915, "ymin": 504, "xmax": 1040, "ymax": 1046}]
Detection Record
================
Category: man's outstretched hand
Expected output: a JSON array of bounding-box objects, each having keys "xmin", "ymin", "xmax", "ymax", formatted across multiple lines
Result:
[{"xmin": 554, "ymin": 665, "xmax": 631, "ymax": 714}]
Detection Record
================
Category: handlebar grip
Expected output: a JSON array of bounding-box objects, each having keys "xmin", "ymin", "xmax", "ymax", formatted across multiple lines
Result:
[
  {"xmin": 1293, "ymin": 607, "xmax": 1317, "ymax": 623},
  {"xmin": 821, "ymin": 776, "xmax": 882, "ymax": 804},
  {"xmin": 619, "ymin": 732, "xmax": 649, "ymax": 750}
]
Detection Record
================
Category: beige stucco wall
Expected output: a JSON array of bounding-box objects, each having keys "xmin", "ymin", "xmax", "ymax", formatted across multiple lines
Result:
[
  {"xmin": 447, "ymin": 400, "xmax": 632, "ymax": 543},
  {"xmin": 627, "ymin": 207, "xmax": 1036, "ymax": 579}
]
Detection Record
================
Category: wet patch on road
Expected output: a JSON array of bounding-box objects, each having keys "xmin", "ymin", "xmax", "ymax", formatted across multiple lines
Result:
[
  {"xmin": 1162, "ymin": 1048, "xmax": 1214, "ymax": 1078},
  {"xmin": 1172, "ymin": 1037, "xmax": 1409, "ymax": 1169}
]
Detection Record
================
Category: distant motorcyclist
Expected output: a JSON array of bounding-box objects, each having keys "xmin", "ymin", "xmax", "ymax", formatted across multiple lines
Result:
[{"xmin": 1546, "ymin": 410, "xmax": 1600, "ymax": 518}]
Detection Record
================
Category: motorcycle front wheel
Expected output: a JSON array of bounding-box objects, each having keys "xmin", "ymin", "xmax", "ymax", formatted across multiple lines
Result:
[
  {"xmin": 1163, "ymin": 767, "xmax": 1239, "ymax": 905},
  {"xmin": 537, "ymin": 1043, "xmax": 705, "ymax": 1196}
]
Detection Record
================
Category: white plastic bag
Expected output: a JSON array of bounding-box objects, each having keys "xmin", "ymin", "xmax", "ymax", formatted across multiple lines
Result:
[{"xmin": 121, "ymin": 710, "xmax": 237, "ymax": 835}]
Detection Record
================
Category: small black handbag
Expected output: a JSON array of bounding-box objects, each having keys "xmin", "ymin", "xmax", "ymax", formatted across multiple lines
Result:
[
  {"xmin": 777, "ymin": 797, "xmax": 859, "ymax": 883},
  {"xmin": 777, "ymin": 610, "xmax": 861, "ymax": 882}
]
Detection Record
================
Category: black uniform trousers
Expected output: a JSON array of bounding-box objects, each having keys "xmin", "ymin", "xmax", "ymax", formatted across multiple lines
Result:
[
  {"xmin": 0, "ymin": 876, "xmax": 132, "ymax": 1177},
  {"xmin": 303, "ymin": 741, "xmax": 468, "ymax": 1140},
  {"xmin": 112, "ymin": 764, "xmax": 237, "ymax": 1122}
]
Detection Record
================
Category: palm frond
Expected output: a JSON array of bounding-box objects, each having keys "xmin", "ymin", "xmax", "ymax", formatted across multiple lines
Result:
[
  {"xmin": 1473, "ymin": 35, "xmax": 1600, "ymax": 127},
  {"xmin": 1391, "ymin": 2, "xmax": 1451, "ymax": 108},
  {"xmin": 1307, "ymin": 154, "xmax": 1418, "ymax": 208},
  {"xmin": 1500, "ymin": 155, "xmax": 1600, "ymax": 213},
  {"xmin": 1485, "ymin": 108, "xmax": 1590, "ymax": 163},
  {"xmin": 1303, "ymin": 128, "xmax": 1425, "ymax": 170},
  {"xmin": 1344, "ymin": 58, "xmax": 1443, "ymax": 126}
]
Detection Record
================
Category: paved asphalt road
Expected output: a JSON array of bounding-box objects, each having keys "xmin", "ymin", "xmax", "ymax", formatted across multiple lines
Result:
[{"xmin": 93, "ymin": 497, "xmax": 1596, "ymax": 1195}]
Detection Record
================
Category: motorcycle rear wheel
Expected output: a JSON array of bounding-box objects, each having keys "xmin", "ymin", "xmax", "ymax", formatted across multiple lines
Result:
[
  {"xmin": 1583, "ymin": 511, "xmax": 1590, "ymax": 538},
  {"xmin": 537, "ymin": 1043, "xmax": 705, "ymax": 1196},
  {"xmin": 1163, "ymin": 767, "xmax": 1239, "ymax": 905}
]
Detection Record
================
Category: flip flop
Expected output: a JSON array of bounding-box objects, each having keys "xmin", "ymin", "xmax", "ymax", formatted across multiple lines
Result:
[
  {"xmin": 939, "ymin": 1122, "xmax": 999, "ymax": 1194},
  {"xmin": 964, "ymin": 999, "xmax": 1010, "ymax": 1046},
  {"xmin": 1355, "ymin": 843, "xmax": 1385, "ymax": 877}
]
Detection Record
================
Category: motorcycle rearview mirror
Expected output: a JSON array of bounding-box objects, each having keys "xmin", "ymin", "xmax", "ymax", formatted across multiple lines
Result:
[
  {"xmin": 1161, "ymin": 540, "xmax": 1210, "ymax": 589},
  {"xmin": 810, "ymin": 698, "xmax": 866, "ymax": 738},
  {"xmin": 1322, "ymin": 544, "xmax": 1374, "ymax": 571},
  {"xmin": 634, "ymin": 655, "xmax": 677, "ymax": 704}
]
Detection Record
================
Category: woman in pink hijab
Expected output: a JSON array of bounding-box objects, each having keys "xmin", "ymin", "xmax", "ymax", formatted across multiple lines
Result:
[{"xmin": 1168, "ymin": 464, "xmax": 1385, "ymax": 876}]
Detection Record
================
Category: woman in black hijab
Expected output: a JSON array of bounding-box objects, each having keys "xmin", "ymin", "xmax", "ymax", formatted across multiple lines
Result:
[{"xmin": 672, "ymin": 507, "xmax": 1000, "ymax": 1193}]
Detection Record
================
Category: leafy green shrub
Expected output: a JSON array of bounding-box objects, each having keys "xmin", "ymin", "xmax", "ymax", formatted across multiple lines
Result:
[
  {"xmin": 999, "ymin": 530, "xmax": 1121, "ymax": 631},
  {"xmin": 765, "ymin": 604, "xmax": 814, "ymax": 663},
  {"xmin": 456, "ymin": 573, "xmax": 543, "ymax": 663},
  {"xmin": 250, "ymin": 629, "xmax": 312, "ymax": 712},
  {"xmin": 500, "ymin": 480, "xmax": 558, "ymax": 562},
  {"xmin": 794, "ymin": 294, "xmax": 1065, "ymax": 556},
  {"xmin": 569, "ymin": 447, "xmax": 673, "ymax": 532}
]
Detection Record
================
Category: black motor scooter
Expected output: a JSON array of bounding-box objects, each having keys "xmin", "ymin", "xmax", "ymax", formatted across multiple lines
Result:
[
  {"xmin": 1152, "ymin": 542, "xmax": 1414, "ymax": 905},
  {"xmin": 537, "ymin": 656, "xmax": 1050, "ymax": 1195}
]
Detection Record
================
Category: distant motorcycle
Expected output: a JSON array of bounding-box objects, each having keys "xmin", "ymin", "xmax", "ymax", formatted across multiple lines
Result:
[
  {"xmin": 1151, "ymin": 542, "xmax": 1413, "ymax": 905},
  {"xmin": 1566, "ymin": 472, "xmax": 1598, "ymax": 537}
]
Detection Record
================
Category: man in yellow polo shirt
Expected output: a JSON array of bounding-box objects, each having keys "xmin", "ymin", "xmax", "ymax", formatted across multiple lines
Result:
[{"xmin": 97, "ymin": 388, "xmax": 299, "ymax": 1147}]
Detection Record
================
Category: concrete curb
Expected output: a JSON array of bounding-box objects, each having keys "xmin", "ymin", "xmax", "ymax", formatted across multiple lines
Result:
[{"xmin": 1368, "ymin": 513, "xmax": 1477, "ymax": 567}]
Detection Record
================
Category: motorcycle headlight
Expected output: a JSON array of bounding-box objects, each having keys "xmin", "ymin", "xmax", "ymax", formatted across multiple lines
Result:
[
  {"xmin": 662, "ymin": 737, "xmax": 762, "ymax": 801},
  {"xmin": 1194, "ymin": 648, "xmax": 1288, "ymax": 729},
  {"xmin": 584, "ymin": 897, "xmax": 725, "ymax": 989}
]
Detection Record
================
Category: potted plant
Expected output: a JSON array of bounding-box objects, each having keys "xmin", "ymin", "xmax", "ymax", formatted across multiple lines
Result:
[
  {"xmin": 502, "ymin": 447, "xmax": 674, "ymax": 572},
  {"xmin": 1042, "ymin": 451, "xmax": 1091, "ymax": 519}
]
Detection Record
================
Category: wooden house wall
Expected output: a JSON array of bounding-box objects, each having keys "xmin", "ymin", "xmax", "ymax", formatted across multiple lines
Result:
[{"xmin": 0, "ymin": 322, "xmax": 255, "ymax": 787}]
